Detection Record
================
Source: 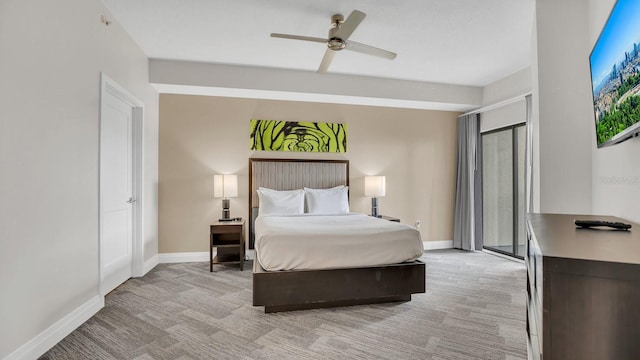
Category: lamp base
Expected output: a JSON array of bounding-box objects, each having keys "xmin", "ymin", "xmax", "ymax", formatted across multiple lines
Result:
[
  {"xmin": 221, "ymin": 198, "xmax": 231, "ymax": 221},
  {"xmin": 371, "ymin": 197, "xmax": 380, "ymax": 217}
]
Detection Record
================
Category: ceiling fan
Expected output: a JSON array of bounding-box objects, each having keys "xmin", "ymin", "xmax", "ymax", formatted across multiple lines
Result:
[{"xmin": 271, "ymin": 10, "xmax": 397, "ymax": 73}]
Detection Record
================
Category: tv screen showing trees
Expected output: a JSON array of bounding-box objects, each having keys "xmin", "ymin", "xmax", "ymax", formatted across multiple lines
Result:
[{"xmin": 590, "ymin": 0, "xmax": 640, "ymax": 147}]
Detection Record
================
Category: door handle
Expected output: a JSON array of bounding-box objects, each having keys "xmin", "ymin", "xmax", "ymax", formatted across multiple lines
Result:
[{"xmin": 127, "ymin": 197, "xmax": 136, "ymax": 203}]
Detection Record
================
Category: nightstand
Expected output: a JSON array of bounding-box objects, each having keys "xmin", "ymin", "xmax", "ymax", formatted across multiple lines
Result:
[
  {"xmin": 377, "ymin": 215, "xmax": 401, "ymax": 222},
  {"xmin": 210, "ymin": 219, "xmax": 245, "ymax": 271}
]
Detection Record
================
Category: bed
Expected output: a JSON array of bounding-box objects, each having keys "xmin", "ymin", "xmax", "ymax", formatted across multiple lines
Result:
[{"xmin": 249, "ymin": 158, "xmax": 426, "ymax": 313}]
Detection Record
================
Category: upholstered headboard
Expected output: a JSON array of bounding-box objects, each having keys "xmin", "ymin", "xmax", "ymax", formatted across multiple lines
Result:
[{"xmin": 248, "ymin": 158, "xmax": 349, "ymax": 248}]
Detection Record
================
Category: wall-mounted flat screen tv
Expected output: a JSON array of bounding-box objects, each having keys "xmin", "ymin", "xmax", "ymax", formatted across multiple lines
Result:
[{"xmin": 590, "ymin": 0, "xmax": 640, "ymax": 148}]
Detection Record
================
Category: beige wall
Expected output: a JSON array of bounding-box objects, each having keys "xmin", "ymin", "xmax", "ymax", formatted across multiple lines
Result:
[
  {"xmin": 0, "ymin": 0, "xmax": 158, "ymax": 357},
  {"xmin": 159, "ymin": 95, "xmax": 458, "ymax": 253}
]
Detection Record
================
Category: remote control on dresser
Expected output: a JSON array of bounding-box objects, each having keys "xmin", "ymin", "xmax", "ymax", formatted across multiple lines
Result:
[{"xmin": 574, "ymin": 219, "xmax": 632, "ymax": 230}]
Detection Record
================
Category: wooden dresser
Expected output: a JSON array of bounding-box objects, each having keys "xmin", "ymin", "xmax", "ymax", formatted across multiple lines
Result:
[{"xmin": 526, "ymin": 213, "xmax": 640, "ymax": 360}]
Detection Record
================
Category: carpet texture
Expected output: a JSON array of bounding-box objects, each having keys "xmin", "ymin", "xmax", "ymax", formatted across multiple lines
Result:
[{"xmin": 40, "ymin": 250, "xmax": 527, "ymax": 360}]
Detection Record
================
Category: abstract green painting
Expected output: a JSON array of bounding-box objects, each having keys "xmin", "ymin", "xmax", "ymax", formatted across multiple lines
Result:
[{"xmin": 250, "ymin": 119, "xmax": 347, "ymax": 153}]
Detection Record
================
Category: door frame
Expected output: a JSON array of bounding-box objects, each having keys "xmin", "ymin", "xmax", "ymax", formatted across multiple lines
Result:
[{"xmin": 99, "ymin": 73, "xmax": 145, "ymax": 295}]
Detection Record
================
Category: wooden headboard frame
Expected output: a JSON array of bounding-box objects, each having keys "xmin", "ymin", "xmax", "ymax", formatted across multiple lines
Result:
[{"xmin": 248, "ymin": 158, "xmax": 349, "ymax": 249}]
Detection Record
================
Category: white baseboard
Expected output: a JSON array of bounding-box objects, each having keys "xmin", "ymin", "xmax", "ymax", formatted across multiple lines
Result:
[
  {"xmin": 423, "ymin": 240, "xmax": 453, "ymax": 250},
  {"xmin": 142, "ymin": 254, "xmax": 159, "ymax": 275},
  {"xmin": 160, "ymin": 244, "xmax": 453, "ymax": 263},
  {"xmin": 5, "ymin": 295, "xmax": 104, "ymax": 360},
  {"xmin": 158, "ymin": 251, "xmax": 210, "ymax": 263},
  {"xmin": 158, "ymin": 250, "xmax": 255, "ymax": 264}
]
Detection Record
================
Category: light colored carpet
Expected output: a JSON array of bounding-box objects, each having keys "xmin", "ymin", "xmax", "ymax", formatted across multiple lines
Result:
[{"xmin": 40, "ymin": 249, "xmax": 527, "ymax": 360}]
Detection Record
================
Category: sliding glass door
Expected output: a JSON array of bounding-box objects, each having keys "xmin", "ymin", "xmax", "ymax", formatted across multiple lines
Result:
[{"xmin": 481, "ymin": 124, "xmax": 526, "ymax": 259}]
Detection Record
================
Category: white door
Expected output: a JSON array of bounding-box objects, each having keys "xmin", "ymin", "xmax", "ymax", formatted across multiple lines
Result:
[{"xmin": 100, "ymin": 90, "xmax": 134, "ymax": 295}]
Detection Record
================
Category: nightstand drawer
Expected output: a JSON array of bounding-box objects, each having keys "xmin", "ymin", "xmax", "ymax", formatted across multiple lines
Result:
[{"xmin": 211, "ymin": 224, "xmax": 243, "ymax": 234}]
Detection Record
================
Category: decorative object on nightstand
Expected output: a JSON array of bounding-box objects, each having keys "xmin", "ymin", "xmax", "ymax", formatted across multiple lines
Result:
[
  {"xmin": 364, "ymin": 175, "xmax": 385, "ymax": 217},
  {"xmin": 379, "ymin": 215, "xmax": 400, "ymax": 222},
  {"xmin": 214, "ymin": 174, "xmax": 238, "ymax": 221},
  {"xmin": 210, "ymin": 219, "xmax": 245, "ymax": 271}
]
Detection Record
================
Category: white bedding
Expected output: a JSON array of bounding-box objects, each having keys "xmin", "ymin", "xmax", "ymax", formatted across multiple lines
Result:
[{"xmin": 254, "ymin": 213, "xmax": 424, "ymax": 271}]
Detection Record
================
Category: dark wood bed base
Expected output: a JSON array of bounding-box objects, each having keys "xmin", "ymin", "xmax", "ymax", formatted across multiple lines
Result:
[
  {"xmin": 249, "ymin": 158, "xmax": 426, "ymax": 313},
  {"xmin": 253, "ymin": 258, "xmax": 425, "ymax": 313}
]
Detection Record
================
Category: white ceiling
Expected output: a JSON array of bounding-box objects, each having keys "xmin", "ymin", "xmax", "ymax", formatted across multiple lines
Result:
[{"xmin": 101, "ymin": 0, "xmax": 534, "ymax": 87}]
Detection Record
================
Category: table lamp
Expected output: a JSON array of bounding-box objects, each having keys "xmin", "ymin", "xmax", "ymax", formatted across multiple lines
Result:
[
  {"xmin": 364, "ymin": 175, "xmax": 385, "ymax": 217},
  {"xmin": 214, "ymin": 174, "xmax": 238, "ymax": 221}
]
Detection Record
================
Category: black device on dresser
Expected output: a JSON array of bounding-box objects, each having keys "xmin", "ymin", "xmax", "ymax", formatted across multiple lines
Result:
[{"xmin": 526, "ymin": 213, "xmax": 640, "ymax": 360}]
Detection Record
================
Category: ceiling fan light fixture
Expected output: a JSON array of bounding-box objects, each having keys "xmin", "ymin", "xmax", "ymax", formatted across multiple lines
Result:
[{"xmin": 327, "ymin": 37, "xmax": 346, "ymax": 51}]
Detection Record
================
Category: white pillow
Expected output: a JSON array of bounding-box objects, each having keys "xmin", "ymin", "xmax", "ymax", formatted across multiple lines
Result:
[
  {"xmin": 304, "ymin": 185, "xmax": 350, "ymax": 214},
  {"xmin": 257, "ymin": 187, "xmax": 305, "ymax": 216}
]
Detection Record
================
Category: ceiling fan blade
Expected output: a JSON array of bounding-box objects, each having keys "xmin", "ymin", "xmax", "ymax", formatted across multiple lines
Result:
[
  {"xmin": 345, "ymin": 40, "xmax": 397, "ymax": 60},
  {"xmin": 334, "ymin": 10, "xmax": 366, "ymax": 40},
  {"xmin": 270, "ymin": 33, "xmax": 327, "ymax": 44},
  {"xmin": 318, "ymin": 49, "xmax": 335, "ymax": 73}
]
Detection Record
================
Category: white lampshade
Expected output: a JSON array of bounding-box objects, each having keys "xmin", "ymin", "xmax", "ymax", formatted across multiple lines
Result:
[
  {"xmin": 364, "ymin": 176, "xmax": 386, "ymax": 197},
  {"xmin": 213, "ymin": 174, "xmax": 238, "ymax": 198}
]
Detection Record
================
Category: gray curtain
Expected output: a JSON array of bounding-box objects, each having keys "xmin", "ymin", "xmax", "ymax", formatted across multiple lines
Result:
[{"xmin": 453, "ymin": 113, "xmax": 481, "ymax": 251}]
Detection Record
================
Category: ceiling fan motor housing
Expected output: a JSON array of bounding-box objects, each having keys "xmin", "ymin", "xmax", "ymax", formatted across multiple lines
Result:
[{"xmin": 331, "ymin": 14, "xmax": 344, "ymax": 25}]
